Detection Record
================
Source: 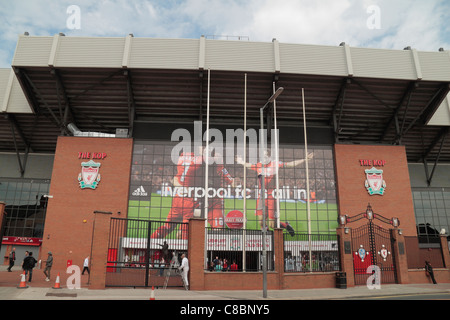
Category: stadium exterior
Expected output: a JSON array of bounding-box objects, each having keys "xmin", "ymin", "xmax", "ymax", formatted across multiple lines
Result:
[{"xmin": 0, "ymin": 34, "xmax": 449, "ymax": 290}]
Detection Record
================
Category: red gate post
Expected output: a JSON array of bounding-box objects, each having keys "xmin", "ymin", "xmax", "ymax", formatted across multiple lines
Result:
[
  {"xmin": 336, "ymin": 226, "xmax": 355, "ymax": 287},
  {"xmin": 390, "ymin": 229, "xmax": 409, "ymax": 284},
  {"xmin": 187, "ymin": 217, "xmax": 205, "ymax": 290},
  {"xmin": 89, "ymin": 211, "xmax": 113, "ymax": 289}
]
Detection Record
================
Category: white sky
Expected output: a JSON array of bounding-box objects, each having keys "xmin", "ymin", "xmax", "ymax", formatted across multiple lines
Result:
[{"xmin": 0, "ymin": 0, "xmax": 449, "ymax": 68}]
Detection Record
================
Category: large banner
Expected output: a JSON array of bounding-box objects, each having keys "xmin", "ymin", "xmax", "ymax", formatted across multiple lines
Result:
[{"xmin": 129, "ymin": 137, "xmax": 338, "ymax": 236}]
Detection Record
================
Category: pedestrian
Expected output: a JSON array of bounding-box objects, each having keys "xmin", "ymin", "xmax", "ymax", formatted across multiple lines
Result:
[
  {"xmin": 43, "ymin": 252, "xmax": 53, "ymax": 281},
  {"xmin": 21, "ymin": 251, "xmax": 29, "ymax": 271},
  {"xmin": 178, "ymin": 253, "xmax": 189, "ymax": 289},
  {"xmin": 213, "ymin": 256, "xmax": 220, "ymax": 271},
  {"xmin": 23, "ymin": 252, "xmax": 37, "ymax": 282},
  {"xmin": 7, "ymin": 247, "xmax": 15, "ymax": 272},
  {"xmin": 82, "ymin": 256, "xmax": 90, "ymax": 275},
  {"xmin": 425, "ymin": 261, "xmax": 437, "ymax": 284},
  {"xmin": 170, "ymin": 251, "xmax": 179, "ymax": 268},
  {"xmin": 158, "ymin": 241, "xmax": 169, "ymax": 262},
  {"xmin": 230, "ymin": 260, "xmax": 238, "ymax": 271},
  {"xmin": 222, "ymin": 259, "xmax": 228, "ymax": 271}
]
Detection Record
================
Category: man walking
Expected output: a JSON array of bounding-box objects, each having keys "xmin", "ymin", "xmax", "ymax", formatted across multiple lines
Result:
[
  {"xmin": 82, "ymin": 256, "xmax": 90, "ymax": 275},
  {"xmin": 178, "ymin": 253, "xmax": 189, "ymax": 290},
  {"xmin": 23, "ymin": 252, "xmax": 37, "ymax": 282},
  {"xmin": 7, "ymin": 248, "xmax": 15, "ymax": 272},
  {"xmin": 425, "ymin": 261, "xmax": 437, "ymax": 284},
  {"xmin": 43, "ymin": 252, "xmax": 53, "ymax": 281}
]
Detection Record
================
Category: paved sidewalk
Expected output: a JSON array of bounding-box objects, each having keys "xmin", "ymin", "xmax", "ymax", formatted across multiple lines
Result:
[
  {"xmin": 1, "ymin": 266, "xmax": 449, "ymax": 300},
  {"xmin": 1, "ymin": 283, "xmax": 450, "ymax": 300}
]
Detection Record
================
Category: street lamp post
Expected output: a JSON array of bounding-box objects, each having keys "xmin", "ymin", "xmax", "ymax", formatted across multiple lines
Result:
[{"xmin": 259, "ymin": 86, "xmax": 284, "ymax": 298}]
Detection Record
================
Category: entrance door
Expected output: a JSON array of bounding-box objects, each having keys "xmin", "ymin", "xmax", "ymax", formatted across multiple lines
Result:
[
  {"xmin": 344, "ymin": 204, "xmax": 399, "ymax": 286},
  {"xmin": 351, "ymin": 220, "xmax": 397, "ymax": 285}
]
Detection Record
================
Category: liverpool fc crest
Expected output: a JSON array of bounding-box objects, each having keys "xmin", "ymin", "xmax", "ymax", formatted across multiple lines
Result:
[
  {"xmin": 364, "ymin": 167, "xmax": 386, "ymax": 195},
  {"xmin": 78, "ymin": 160, "xmax": 101, "ymax": 189},
  {"xmin": 358, "ymin": 245, "xmax": 367, "ymax": 262}
]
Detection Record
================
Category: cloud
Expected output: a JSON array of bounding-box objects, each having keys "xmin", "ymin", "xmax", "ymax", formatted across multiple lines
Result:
[
  {"xmin": 374, "ymin": 0, "xmax": 449, "ymax": 50},
  {"xmin": 221, "ymin": 0, "xmax": 449, "ymax": 51},
  {"xmin": 0, "ymin": 0, "xmax": 448, "ymax": 68}
]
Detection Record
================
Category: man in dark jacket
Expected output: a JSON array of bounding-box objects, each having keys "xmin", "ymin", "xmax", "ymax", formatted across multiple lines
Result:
[
  {"xmin": 23, "ymin": 252, "xmax": 37, "ymax": 282},
  {"xmin": 425, "ymin": 261, "xmax": 437, "ymax": 284}
]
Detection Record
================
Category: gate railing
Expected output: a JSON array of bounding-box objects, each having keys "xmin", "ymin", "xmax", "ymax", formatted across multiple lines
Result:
[
  {"xmin": 204, "ymin": 227, "xmax": 274, "ymax": 272},
  {"xmin": 341, "ymin": 204, "xmax": 400, "ymax": 285},
  {"xmin": 106, "ymin": 218, "xmax": 188, "ymax": 288},
  {"xmin": 283, "ymin": 233, "xmax": 340, "ymax": 272},
  {"xmin": 351, "ymin": 222, "xmax": 397, "ymax": 285}
]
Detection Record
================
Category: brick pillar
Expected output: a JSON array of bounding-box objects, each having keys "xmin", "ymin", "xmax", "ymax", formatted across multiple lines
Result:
[
  {"xmin": 89, "ymin": 211, "xmax": 112, "ymax": 290},
  {"xmin": 336, "ymin": 227, "xmax": 355, "ymax": 287},
  {"xmin": 390, "ymin": 229, "xmax": 409, "ymax": 284},
  {"xmin": 0, "ymin": 202, "xmax": 5, "ymax": 265},
  {"xmin": 273, "ymin": 228, "xmax": 284, "ymax": 289},
  {"xmin": 0, "ymin": 202, "xmax": 5, "ymax": 234},
  {"xmin": 188, "ymin": 218, "xmax": 205, "ymax": 290},
  {"xmin": 440, "ymin": 234, "xmax": 450, "ymax": 269}
]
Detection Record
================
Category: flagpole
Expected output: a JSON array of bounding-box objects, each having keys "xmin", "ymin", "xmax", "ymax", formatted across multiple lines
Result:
[
  {"xmin": 204, "ymin": 68, "xmax": 211, "ymax": 269},
  {"xmin": 302, "ymin": 88, "xmax": 312, "ymax": 273},
  {"xmin": 243, "ymin": 73, "xmax": 247, "ymax": 272},
  {"xmin": 273, "ymin": 82, "xmax": 280, "ymax": 229},
  {"xmin": 205, "ymin": 68, "xmax": 211, "ymax": 223}
]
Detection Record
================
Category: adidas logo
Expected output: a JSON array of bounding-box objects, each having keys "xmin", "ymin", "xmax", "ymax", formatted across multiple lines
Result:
[{"xmin": 132, "ymin": 186, "xmax": 148, "ymax": 196}]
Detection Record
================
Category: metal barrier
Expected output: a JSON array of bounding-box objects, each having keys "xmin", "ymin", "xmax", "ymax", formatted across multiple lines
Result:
[
  {"xmin": 205, "ymin": 227, "xmax": 274, "ymax": 272},
  {"xmin": 283, "ymin": 233, "xmax": 340, "ymax": 272},
  {"xmin": 106, "ymin": 218, "xmax": 188, "ymax": 288}
]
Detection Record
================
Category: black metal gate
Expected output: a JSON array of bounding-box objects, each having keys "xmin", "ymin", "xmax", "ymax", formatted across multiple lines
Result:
[
  {"xmin": 346, "ymin": 204, "xmax": 398, "ymax": 286},
  {"xmin": 105, "ymin": 218, "xmax": 188, "ymax": 288}
]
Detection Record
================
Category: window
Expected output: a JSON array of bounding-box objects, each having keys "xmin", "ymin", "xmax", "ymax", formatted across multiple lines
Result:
[
  {"xmin": 128, "ymin": 141, "xmax": 338, "ymax": 237},
  {"xmin": 0, "ymin": 179, "xmax": 50, "ymax": 238},
  {"xmin": 412, "ymin": 188, "xmax": 450, "ymax": 243}
]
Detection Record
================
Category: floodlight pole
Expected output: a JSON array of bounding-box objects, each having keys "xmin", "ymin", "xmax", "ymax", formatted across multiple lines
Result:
[{"xmin": 259, "ymin": 86, "xmax": 284, "ymax": 298}]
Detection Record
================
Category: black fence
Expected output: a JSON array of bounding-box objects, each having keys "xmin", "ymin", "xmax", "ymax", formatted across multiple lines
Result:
[
  {"xmin": 205, "ymin": 227, "xmax": 275, "ymax": 272},
  {"xmin": 106, "ymin": 218, "xmax": 188, "ymax": 288},
  {"xmin": 283, "ymin": 233, "xmax": 340, "ymax": 272},
  {"xmin": 105, "ymin": 217, "xmax": 342, "ymax": 287}
]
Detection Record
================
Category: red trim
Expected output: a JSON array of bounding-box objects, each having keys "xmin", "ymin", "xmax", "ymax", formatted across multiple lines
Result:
[{"xmin": 2, "ymin": 236, "xmax": 42, "ymax": 246}]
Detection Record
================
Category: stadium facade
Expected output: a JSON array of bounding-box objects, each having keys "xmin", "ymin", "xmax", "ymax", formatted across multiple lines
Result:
[{"xmin": 0, "ymin": 34, "xmax": 449, "ymax": 289}]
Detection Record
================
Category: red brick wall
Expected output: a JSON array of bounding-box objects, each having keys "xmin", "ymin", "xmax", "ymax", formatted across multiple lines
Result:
[
  {"xmin": 0, "ymin": 202, "xmax": 5, "ymax": 233},
  {"xmin": 40, "ymin": 136, "xmax": 133, "ymax": 270},
  {"xmin": 334, "ymin": 144, "xmax": 417, "ymax": 236},
  {"xmin": 188, "ymin": 218, "xmax": 206, "ymax": 290},
  {"xmin": 190, "ymin": 223, "xmax": 337, "ymax": 290}
]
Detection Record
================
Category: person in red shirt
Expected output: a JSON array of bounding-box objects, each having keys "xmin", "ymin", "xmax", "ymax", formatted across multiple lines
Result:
[
  {"xmin": 236, "ymin": 150, "xmax": 313, "ymax": 235},
  {"xmin": 151, "ymin": 147, "xmax": 236, "ymax": 238},
  {"xmin": 151, "ymin": 151, "xmax": 203, "ymax": 239},
  {"xmin": 207, "ymin": 162, "xmax": 237, "ymax": 228}
]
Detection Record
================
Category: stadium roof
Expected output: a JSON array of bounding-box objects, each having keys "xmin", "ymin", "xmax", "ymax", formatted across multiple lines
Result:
[{"xmin": 1, "ymin": 34, "xmax": 450, "ymax": 170}]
